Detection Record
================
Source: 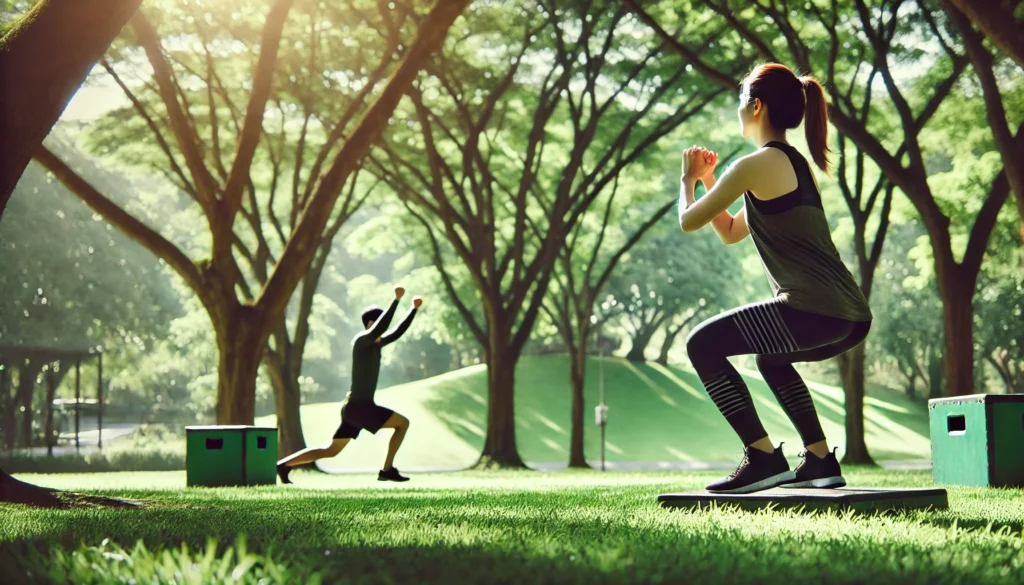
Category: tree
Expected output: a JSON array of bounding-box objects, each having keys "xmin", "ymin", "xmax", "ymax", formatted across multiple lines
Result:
[
  {"xmin": 944, "ymin": 1, "xmax": 1024, "ymax": 245},
  {"xmin": 944, "ymin": 0, "xmax": 1024, "ymax": 70},
  {"xmin": 0, "ymin": 0, "xmax": 141, "ymax": 506},
  {"xmin": 872, "ymin": 223, "xmax": 946, "ymax": 401},
  {"xmin": 654, "ymin": 307, "xmax": 706, "ymax": 366},
  {"xmin": 624, "ymin": 0, "xmax": 1015, "ymax": 396},
  {"xmin": 374, "ymin": 0, "xmax": 723, "ymax": 467},
  {"xmin": 1, "ymin": 143, "xmax": 178, "ymax": 449},
  {"xmin": 0, "ymin": 0, "xmax": 141, "ymax": 214},
  {"xmin": 608, "ymin": 225, "xmax": 737, "ymax": 363},
  {"xmin": 540, "ymin": 170, "xmax": 681, "ymax": 467},
  {"xmin": 972, "ymin": 198, "xmax": 1024, "ymax": 394},
  {"xmin": 542, "ymin": 135, "xmax": 746, "ymax": 467},
  {"xmin": 35, "ymin": 0, "xmax": 472, "ymax": 445},
  {"xmin": 833, "ymin": 141, "xmax": 893, "ymax": 464}
]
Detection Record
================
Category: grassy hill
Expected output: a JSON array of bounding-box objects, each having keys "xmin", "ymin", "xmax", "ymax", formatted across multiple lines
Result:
[{"xmin": 257, "ymin": 354, "xmax": 932, "ymax": 471}]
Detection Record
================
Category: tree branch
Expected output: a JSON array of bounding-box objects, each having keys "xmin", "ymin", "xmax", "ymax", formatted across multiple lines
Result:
[{"xmin": 35, "ymin": 145, "xmax": 203, "ymax": 294}]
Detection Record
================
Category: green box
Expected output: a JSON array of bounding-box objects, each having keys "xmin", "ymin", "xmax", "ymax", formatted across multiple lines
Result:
[
  {"xmin": 185, "ymin": 426, "xmax": 278, "ymax": 487},
  {"xmin": 929, "ymin": 394, "xmax": 1024, "ymax": 488}
]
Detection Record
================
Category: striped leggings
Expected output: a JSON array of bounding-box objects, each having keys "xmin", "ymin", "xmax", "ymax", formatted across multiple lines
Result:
[{"xmin": 685, "ymin": 299, "xmax": 871, "ymax": 446}]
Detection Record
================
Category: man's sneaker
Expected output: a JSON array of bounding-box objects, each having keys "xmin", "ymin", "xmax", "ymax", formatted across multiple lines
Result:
[
  {"xmin": 277, "ymin": 463, "xmax": 293, "ymax": 485},
  {"xmin": 378, "ymin": 467, "xmax": 410, "ymax": 482},
  {"xmin": 781, "ymin": 448, "xmax": 846, "ymax": 488},
  {"xmin": 706, "ymin": 445, "xmax": 795, "ymax": 494}
]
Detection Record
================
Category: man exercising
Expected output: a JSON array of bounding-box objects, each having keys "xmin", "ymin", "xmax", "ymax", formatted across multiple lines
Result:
[{"xmin": 277, "ymin": 285, "xmax": 422, "ymax": 483}]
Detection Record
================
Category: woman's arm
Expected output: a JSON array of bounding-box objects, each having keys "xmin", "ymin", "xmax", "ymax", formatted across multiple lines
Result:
[
  {"xmin": 700, "ymin": 172, "xmax": 750, "ymax": 245},
  {"xmin": 679, "ymin": 152, "xmax": 755, "ymax": 241}
]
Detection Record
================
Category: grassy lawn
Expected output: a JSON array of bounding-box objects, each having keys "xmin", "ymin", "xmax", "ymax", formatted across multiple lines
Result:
[
  {"xmin": 256, "ymin": 354, "xmax": 932, "ymax": 471},
  {"xmin": 2, "ymin": 470, "xmax": 1022, "ymax": 584}
]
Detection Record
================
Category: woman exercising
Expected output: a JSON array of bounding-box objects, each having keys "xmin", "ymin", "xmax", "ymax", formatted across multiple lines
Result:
[{"xmin": 678, "ymin": 63, "xmax": 872, "ymax": 494}]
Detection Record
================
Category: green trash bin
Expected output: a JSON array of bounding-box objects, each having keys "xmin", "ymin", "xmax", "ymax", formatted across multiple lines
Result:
[
  {"xmin": 929, "ymin": 394, "xmax": 1024, "ymax": 488},
  {"xmin": 186, "ymin": 426, "xmax": 278, "ymax": 487}
]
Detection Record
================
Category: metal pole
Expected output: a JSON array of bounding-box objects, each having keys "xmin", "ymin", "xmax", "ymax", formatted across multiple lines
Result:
[
  {"xmin": 74, "ymin": 360, "xmax": 81, "ymax": 452},
  {"xmin": 0, "ymin": 364, "xmax": 7, "ymax": 450},
  {"xmin": 97, "ymin": 352, "xmax": 103, "ymax": 450},
  {"xmin": 45, "ymin": 368, "xmax": 55, "ymax": 457},
  {"xmin": 599, "ymin": 333, "xmax": 606, "ymax": 472}
]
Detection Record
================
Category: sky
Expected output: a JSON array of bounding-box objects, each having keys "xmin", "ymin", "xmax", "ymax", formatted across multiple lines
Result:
[{"xmin": 61, "ymin": 73, "xmax": 127, "ymax": 123}]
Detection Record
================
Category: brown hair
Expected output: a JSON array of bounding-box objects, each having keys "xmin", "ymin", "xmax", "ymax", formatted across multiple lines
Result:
[{"xmin": 742, "ymin": 63, "xmax": 831, "ymax": 172}]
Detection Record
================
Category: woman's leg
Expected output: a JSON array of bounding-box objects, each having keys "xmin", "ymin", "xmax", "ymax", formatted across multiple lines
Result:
[
  {"xmin": 756, "ymin": 319, "xmax": 871, "ymax": 455},
  {"xmin": 686, "ymin": 307, "xmax": 775, "ymax": 450},
  {"xmin": 687, "ymin": 301, "xmax": 865, "ymax": 446}
]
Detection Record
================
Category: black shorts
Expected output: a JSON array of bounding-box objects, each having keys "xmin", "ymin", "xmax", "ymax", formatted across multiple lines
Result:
[{"xmin": 334, "ymin": 401, "xmax": 394, "ymax": 439}]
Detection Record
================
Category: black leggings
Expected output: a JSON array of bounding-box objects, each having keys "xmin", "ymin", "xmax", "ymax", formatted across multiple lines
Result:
[{"xmin": 685, "ymin": 298, "xmax": 871, "ymax": 446}]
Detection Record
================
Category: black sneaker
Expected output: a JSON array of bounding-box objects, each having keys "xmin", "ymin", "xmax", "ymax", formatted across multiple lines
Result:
[
  {"xmin": 781, "ymin": 448, "xmax": 846, "ymax": 489},
  {"xmin": 706, "ymin": 445, "xmax": 796, "ymax": 494},
  {"xmin": 277, "ymin": 463, "xmax": 293, "ymax": 485},
  {"xmin": 378, "ymin": 467, "xmax": 410, "ymax": 482}
]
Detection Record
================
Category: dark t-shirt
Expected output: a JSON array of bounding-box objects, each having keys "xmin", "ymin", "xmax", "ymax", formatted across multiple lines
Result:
[{"xmin": 344, "ymin": 299, "xmax": 418, "ymax": 403}]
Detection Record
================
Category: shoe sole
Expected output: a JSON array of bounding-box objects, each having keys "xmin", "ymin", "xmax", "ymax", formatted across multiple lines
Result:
[
  {"xmin": 707, "ymin": 470, "xmax": 796, "ymax": 494},
  {"xmin": 780, "ymin": 476, "xmax": 846, "ymax": 489},
  {"xmin": 276, "ymin": 467, "xmax": 292, "ymax": 485}
]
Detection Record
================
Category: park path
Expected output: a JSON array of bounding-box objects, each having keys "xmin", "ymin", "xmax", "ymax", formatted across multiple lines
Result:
[
  {"xmin": 319, "ymin": 459, "xmax": 931, "ymax": 474},
  {"xmin": 10, "ymin": 423, "xmax": 139, "ymax": 457}
]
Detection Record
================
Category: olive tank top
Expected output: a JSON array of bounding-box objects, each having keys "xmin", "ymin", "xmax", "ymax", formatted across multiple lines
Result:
[{"xmin": 743, "ymin": 142, "xmax": 872, "ymax": 322}]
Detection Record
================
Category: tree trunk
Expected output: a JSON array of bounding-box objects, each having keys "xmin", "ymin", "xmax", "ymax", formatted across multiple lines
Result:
[
  {"xmin": 568, "ymin": 324, "xmax": 590, "ymax": 469},
  {"xmin": 0, "ymin": 0, "xmax": 142, "ymax": 213},
  {"xmin": 43, "ymin": 369, "xmax": 57, "ymax": 456},
  {"xmin": 213, "ymin": 316, "xmax": 266, "ymax": 425},
  {"xmin": 0, "ymin": 365, "xmax": 11, "ymax": 451},
  {"xmin": 265, "ymin": 356, "xmax": 307, "ymax": 459},
  {"xmin": 904, "ymin": 370, "xmax": 917, "ymax": 401},
  {"xmin": 937, "ymin": 276, "xmax": 976, "ymax": 397},
  {"xmin": 656, "ymin": 328, "xmax": 682, "ymax": 366},
  {"xmin": 838, "ymin": 345, "xmax": 875, "ymax": 465},
  {"xmin": 477, "ymin": 329, "xmax": 526, "ymax": 469},
  {"xmin": 0, "ymin": 467, "xmax": 60, "ymax": 506},
  {"xmin": 927, "ymin": 348, "xmax": 944, "ymax": 400},
  {"xmin": 985, "ymin": 353, "xmax": 1020, "ymax": 395},
  {"xmin": 626, "ymin": 328, "xmax": 656, "ymax": 362},
  {"xmin": 15, "ymin": 361, "xmax": 41, "ymax": 448}
]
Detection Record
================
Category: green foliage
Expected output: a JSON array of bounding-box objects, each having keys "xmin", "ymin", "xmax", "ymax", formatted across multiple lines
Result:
[
  {"xmin": 601, "ymin": 217, "xmax": 748, "ymax": 355},
  {"xmin": 2, "ymin": 471, "xmax": 1024, "ymax": 584},
  {"xmin": 0, "ymin": 450, "xmax": 184, "ymax": 474},
  {"xmin": 20, "ymin": 536, "xmax": 318, "ymax": 585},
  {"xmin": 0, "ymin": 141, "xmax": 179, "ymax": 351}
]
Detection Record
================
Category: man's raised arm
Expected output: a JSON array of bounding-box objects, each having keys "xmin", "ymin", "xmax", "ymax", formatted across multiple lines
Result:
[
  {"xmin": 380, "ymin": 296, "xmax": 423, "ymax": 347},
  {"xmin": 354, "ymin": 286, "xmax": 404, "ymax": 348}
]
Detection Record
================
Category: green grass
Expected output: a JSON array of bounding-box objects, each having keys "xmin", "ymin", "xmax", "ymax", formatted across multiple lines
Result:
[
  {"xmin": 257, "ymin": 354, "xmax": 932, "ymax": 471},
  {"xmin": 2, "ymin": 470, "xmax": 1022, "ymax": 584}
]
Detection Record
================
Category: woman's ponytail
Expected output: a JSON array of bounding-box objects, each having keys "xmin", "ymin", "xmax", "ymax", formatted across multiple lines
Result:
[{"xmin": 800, "ymin": 76, "xmax": 831, "ymax": 173}]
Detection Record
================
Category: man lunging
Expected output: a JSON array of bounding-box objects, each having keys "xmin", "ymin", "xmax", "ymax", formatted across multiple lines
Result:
[{"xmin": 277, "ymin": 285, "xmax": 422, "ymax": 483}]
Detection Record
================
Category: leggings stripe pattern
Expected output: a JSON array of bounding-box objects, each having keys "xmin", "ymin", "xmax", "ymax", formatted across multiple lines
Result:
[
  {"xmin": 732, "ymin": 302, "xmax": 799, "ymax": 354},
  {"xmin": 704, "ymin": 370, "xmax": 752, "ymax": 419},
  {"xmin": 774, "ymin": 379, "xmax": 816, "ymax": 415}
]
